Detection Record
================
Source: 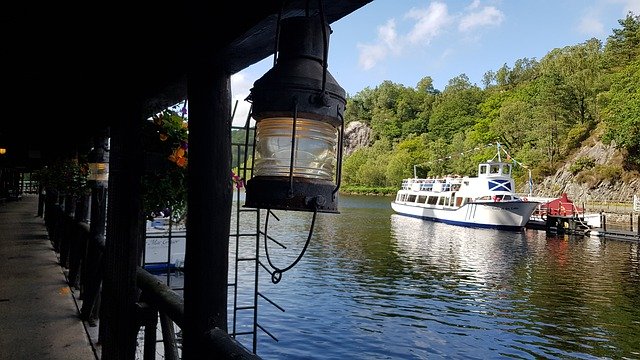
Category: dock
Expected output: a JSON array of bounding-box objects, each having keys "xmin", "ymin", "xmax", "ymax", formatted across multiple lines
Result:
[{"xmin": 526, "ymin": 213, "xmax": 640, "ymax": 241}]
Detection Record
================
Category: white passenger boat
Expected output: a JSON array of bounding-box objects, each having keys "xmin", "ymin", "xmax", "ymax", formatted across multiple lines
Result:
[{"xmin": 391, "ymin": 146, "xmax": 539, "ymax": 230}]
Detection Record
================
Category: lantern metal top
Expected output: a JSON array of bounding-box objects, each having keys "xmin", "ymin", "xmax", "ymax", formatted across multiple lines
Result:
[{"xmin": 248, "ymin": 15, "xmax": 346, "ymax": 127}]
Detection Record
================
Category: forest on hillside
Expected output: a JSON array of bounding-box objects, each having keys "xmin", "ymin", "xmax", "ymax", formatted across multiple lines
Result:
[{"xmin": 340, "ymin": 12, "xmax": 640, "ymax": 195}]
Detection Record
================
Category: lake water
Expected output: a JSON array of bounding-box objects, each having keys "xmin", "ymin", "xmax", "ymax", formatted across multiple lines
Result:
[{"xmin": 146, "ymin": 194, "xmax": 640, "ymax": 359}]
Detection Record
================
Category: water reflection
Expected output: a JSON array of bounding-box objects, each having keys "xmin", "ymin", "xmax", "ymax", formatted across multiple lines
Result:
[{"xmin": 156, "ymin": 194, "xmax": 640, "ymax": 359}]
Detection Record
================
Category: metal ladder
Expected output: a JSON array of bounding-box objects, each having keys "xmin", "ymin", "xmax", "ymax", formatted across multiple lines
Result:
[{"xmin": 229, "ymin": 123, "xmax": 284, "ymax": 354}]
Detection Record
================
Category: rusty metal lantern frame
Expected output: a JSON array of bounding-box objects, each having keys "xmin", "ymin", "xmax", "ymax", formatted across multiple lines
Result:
[
  {"xmin": 241, "ymin": 0, "xmax": 346, "ymax": 283},
  {"xmin": 243, "ymin": 0, "xmax": 346, "ymax": 214}
]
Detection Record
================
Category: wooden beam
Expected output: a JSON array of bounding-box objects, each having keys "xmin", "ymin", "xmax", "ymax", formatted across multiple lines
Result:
[
  {"xmin": 182, "ymin": 55, "xmax": 233, "ymax": 358},
  {"xmin": 101, "ymin": 104, "xmax": 144, "ymax": 359}
]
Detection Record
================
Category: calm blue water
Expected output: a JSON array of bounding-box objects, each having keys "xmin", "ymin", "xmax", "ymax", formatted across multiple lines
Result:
[{"xmin": 149, "ymin": 194, "xmax": 640, "ymax": 359}]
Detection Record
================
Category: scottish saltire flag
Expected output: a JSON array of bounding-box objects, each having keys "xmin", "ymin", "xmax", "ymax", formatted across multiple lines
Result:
[{"xmin": 488, "ymin": 179, "xmax": 511, "ymax": 191}]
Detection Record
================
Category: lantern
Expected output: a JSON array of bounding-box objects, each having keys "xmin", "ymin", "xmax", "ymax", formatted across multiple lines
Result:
[
  {"xmin": 87, "ymin": 140, "xmax": 109, "ymax": 183},
  {"xmin": 244, "ymin": 6, "xmax": 346, "ymax": 213}
]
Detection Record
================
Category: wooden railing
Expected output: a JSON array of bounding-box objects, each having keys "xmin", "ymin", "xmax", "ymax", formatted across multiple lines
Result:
[{"xmin": 44, "ymin": 196, "xmax": 261, "ymax": 359}]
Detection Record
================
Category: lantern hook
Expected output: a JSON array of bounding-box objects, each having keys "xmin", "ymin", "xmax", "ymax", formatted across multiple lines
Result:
[{"xmin": 263, "ymin": 204, "xmax": 319, "ymax": 284}]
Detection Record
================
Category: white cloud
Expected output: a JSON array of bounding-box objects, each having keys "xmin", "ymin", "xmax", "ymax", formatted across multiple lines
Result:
[
  {"xmin": 357, "ymin": 19, "xmax": 398, "ymax": 70},
  {"xmin": 358, "ymin": 43, "xmax": 389, "ymax": 70},
  {"xmin": 577, "ymin": 13, "xmax": 605, "ymax": 36},
  {"xmin": 405, "ymin": 2, "xmax": 451, "ymax": 44},
  {"xmin": 230, "ymin": 72, "xmax": 254, "ymax": 127},
  {"xmin": 356, "ymin": 1, "xmax": 506, "ymax": 71},
  {"xmin": 466, "ymin": 0, "xmax": 481, "ymax": 11},
  {"xmin": 379, "ymin": 19, "xmax": 400, "ymax": 49},
  {"xmin": 458, "ymin": 6, "xmax": 504, "ymax": 32},
  {"xmin": 357, "ymin": 2, "xmax": 451, "ymax": 70}
]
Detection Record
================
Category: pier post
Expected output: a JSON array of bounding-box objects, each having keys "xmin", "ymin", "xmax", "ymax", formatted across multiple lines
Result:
[
  {"xmin": 67, "ymin": 190, "xmax": 90, "ymax": 289},
  {"xmin": 101, "ymin": 103, "xmax": 144, "ymax": 359},
  {"xmin": 80, "ymin": 128, "xmax": 109, "ymax": 326},
  {"xmin": 182, "ymin": 54, "xmax": 232, "ymax": 358}
]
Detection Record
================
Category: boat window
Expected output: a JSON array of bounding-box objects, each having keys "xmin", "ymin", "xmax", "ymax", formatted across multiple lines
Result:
[
  {"xmin": 490, "ymin": 165, "xmax": 500, "ymax": 174},
  {"xmin": 479, "ymin": 165, "xmax": 487, "ymax": 175},
  {"xmin": 421, "ymin": 183, "xmax": 433, "ymax": 191},
  {"xmin": 438, "ymin": 197, "xmax": 445, "ymax": 205},
  {"xmin": 427, "ymin": 196, "xmax": 437, "ymax": 205},
  {"xmin": 417, "ymin": 195, "xmax": 427, "ymax": 203}
]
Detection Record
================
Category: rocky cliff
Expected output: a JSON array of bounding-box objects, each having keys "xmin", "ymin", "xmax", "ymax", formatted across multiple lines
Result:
[
  {"xmin": 534, "ymin": 139, "xmax": 639, "ymax": 205},
  {"xmin": 343, "ymin": 121, "xmax": 372, "ymax": 156}
]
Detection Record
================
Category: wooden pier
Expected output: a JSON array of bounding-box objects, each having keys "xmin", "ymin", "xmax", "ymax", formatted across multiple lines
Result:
[
  {"xmin": 0, "ymin": 195, "xmax": 97, "ymax": 359},
  {"xmin": 526, "ymin": 212, "xmax": 640, "ymax": 242}
]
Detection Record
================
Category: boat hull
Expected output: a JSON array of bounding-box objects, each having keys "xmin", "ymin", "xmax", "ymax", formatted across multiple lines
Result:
[{"xmin": 391, "ymin": 201, "xmax": 539, "ymax": 230}]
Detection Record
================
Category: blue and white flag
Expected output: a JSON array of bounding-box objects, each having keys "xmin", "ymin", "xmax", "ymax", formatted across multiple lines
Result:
[{"xmin": 488, "ymin": 179, "xmax": 511, "ymax": 192}]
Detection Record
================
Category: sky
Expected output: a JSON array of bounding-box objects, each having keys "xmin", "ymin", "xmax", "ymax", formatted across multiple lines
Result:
[{"xmin": 230, "ymin": 0, "xmax": 640, "ymax": 126}]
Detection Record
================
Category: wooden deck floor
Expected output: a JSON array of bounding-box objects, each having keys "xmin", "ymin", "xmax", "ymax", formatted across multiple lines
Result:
[{"xmin": 0, "ymin": 195, "xmax": 97, "ymax": 359}]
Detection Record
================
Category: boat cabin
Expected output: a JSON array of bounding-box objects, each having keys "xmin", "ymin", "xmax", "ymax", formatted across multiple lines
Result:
[
  {"xmin": 478, "ymin": 161, "xmax": 512, "ymax": 177},
  {"xmin": 394, "ymin": 160, "xmax": 522, "ymax": 209}
]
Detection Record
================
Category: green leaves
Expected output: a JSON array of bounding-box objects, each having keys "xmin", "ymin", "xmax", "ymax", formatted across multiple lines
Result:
[
  {"xmin": 142, "ymin": 109, "xmax": 189, "ymax": 222},
  {"xmin": 36, "ymin": 158, "xmax": 89, "ymax": 197}
]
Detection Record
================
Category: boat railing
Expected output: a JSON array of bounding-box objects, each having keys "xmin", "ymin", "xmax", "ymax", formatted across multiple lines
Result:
[
  {"xmin": 531, "ymin": 201, "xmax": 586, "ymax": 219},
  {"xmin": 401, "ymin": 177, "xmax": 464, "ymax": 191}
]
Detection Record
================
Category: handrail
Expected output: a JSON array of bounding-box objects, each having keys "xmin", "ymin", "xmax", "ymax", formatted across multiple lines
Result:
[
  {"xmin": 136, "ymin": 268, "xmax": 185, "ymax": 327},
  {"xmin": 136, "ymin": 267, "xmax": 262, "ymax": 359},
  {"xmin": 43, "ymin": 197, "xmax": 262, "ymax": 359}
]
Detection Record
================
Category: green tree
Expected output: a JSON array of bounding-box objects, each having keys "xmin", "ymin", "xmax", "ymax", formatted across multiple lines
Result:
[
  {"xmin": 601, "ymin": 59, "xmax": 640, "ymax": 167},
  {"xmin": 604, "ymin": 12, "xmax": 640, "ymax": 68},
  {"xmin": 428, "ymin": 74, "xmax": 484, "ymax": 141}
]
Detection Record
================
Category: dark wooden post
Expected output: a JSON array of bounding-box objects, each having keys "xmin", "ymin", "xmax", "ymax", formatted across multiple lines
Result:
[
  {"xmin": 37, "ymin": 182, "xmax": 45, "ymax": 217},
  {"xmin": 182, "ymin": 58, "xmax": 233, "ymax": 358},
  {"xmin": 67, "ymin": 191, "xmax": 90, "ymax": 288},
  {"xmin": 80, "ymin": 129, "xmax": 109, "ymax": 324},
  {"xmin": 59, "ymin": 193, "xmax": 76, "ymax": 268},
  {"xmin": 101, "ymin": 104, "xmax": 144, "ymax": 359}
]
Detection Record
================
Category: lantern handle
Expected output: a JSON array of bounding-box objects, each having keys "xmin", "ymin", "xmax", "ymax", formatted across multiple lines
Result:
[{"xmin": 263, "ymin": 207, "xmax": 318, "ymax": 284}]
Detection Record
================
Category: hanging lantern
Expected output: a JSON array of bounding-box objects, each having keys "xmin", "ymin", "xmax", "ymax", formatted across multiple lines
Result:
[
  {"xmin": 0, "ymin": 148, "xmax": 6, "ymax": 155},
  {"xmin": 244, "ymin": 5, "xmax": 346, "ymax": 213},
  {"xmin": 87, "ymin": 162, "xmax": 109, "ymax": 182},
  {"xmin": 87, "ymin": 142, "xmax": 109, "ymax": 182}
]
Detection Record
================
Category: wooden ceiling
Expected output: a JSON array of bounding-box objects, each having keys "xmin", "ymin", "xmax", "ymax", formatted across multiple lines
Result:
[{"xmin": 1, "ymin": 0, "xmax": 372, "ymax": 170}]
